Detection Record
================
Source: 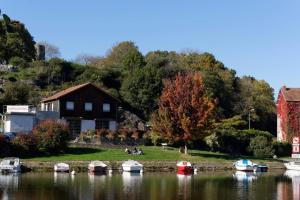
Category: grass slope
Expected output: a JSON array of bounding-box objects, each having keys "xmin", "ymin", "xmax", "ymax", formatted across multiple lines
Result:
[{"xmin": 24, "ymin": 146, "xmax": 242, "ymax": 162}]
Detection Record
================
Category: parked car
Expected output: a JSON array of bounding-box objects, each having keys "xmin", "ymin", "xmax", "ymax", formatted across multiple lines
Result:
[{"xmin": 3, "ymin": 132, "xmax": 17, "ymax": 141}]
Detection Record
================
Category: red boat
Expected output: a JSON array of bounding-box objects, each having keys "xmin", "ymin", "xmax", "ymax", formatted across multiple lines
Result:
[{"xmin": 176, "ymin": 161, "xmax": 193, "ymax": 173}]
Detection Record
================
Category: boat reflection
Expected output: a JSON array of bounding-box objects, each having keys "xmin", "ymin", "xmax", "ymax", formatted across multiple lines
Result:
[
  {"xmin": 122, "ymin": 172, "xmax": 143, "ymax": 194},
  {"xmin": 233, "ymin": 171, "xmax": 258, "ymax": 182},
  {"xmin": 0, "ymin": 174, "xmax": 20, "ymax": 189},
  {"xmin": 0, "ymin": 174, "xmax": 20, "ymax": 200},
  {"xmin": 284, "ymin": 170, "xmax": 300, "ymax": 200},
  {"xmin": 88, "ymin": 172, "xmax": 107, "ymax": 185},
  {"xmin": 54, "ymin": 172, "xmax": 70, "ymax": 185},
  {"xmin": 177, "ymin": 171, "xmax": 192, "ymax": 199}
]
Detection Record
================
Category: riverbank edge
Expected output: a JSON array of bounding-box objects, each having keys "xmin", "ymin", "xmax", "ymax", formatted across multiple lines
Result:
[{"xmin": 22, "ymin": 160, "xmax": 285, "ymax": 172}]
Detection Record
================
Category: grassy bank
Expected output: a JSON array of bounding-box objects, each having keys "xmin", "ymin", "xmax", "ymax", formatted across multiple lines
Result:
[{"xmin": 23, "ymin": 146, "xmax": 271, "ymax": 163}]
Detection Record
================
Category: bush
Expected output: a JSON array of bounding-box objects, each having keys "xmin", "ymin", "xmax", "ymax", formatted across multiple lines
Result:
[
  {"xmin": 273, "ymin": 141, "xmax": 292, "ymax": 157},
  {"xmin": 249, "ymin": 136, "xmax": 274, "ymax": 158},
  {"xmin": 9, "ymin": 56, "xmax": 28, "ymax": 68},
  {"xmin": 205, "ymin": 128, "xmax": 274, "ymax": 155},
  {"xmin": 149, "ymin": 131, "xmax": 163, "ymax": 146},
  {"xmin": 11, "ymin": 133, "xmax": 37, "ymax": 157},
  {"xmin": 33, "ymin": 120, "xmax": 70, "ymax": 154},
  {"xmin": 0, "ymin": 135, "xmax": 12, "ymax": 157}
]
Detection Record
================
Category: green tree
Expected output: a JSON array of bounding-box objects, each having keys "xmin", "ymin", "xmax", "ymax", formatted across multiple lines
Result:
[
  {"xmin": 0, "ymin": 13, "xmax": 36, "ymax": 62},
  {"xmin": 234, "ymin": 76, "xmax": 276, "ymax": 134},
  {"xmin": 121, "ymin": 65, "xmax": 164, "ymax": 119},
  {"xmin": 1, "ymin": 81, "xmax": 31, "ymax": 104},
  {"xmin": 181, "ymin": 52, "xmax": 237, "ymax": 119}
]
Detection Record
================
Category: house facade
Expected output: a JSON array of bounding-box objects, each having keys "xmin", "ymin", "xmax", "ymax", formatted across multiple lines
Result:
[
  {"xmin": 277, "ymin": 86, "xmax": 300, "ymax": 142},
  {"xmin": 1, "ymin": 105, "xmax": 37, "ymax": 133},
  {"xmin": 40, "ymin": 83, "xmax": 120, "ymax": 136}
]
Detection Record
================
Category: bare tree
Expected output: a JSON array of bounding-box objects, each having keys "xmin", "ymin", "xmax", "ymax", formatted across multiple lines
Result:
[
  {"xmin": 37, "ymin": 41, "xmax": 61, "ymax": 60},
  {"xmin": 74, "ymin": 54, "xmax": 102, "ymax": 65}
]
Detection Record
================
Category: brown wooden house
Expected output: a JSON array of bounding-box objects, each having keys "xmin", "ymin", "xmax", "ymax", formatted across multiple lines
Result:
[{"xmin": 40, "ymin": 82, "xmax": 120, "ymax": 136}]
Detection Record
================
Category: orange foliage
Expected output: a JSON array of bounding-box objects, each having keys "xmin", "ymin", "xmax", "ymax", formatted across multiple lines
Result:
[{"xmin": 152, "ymin": 72, "xmax": 215, "ymax": 142}]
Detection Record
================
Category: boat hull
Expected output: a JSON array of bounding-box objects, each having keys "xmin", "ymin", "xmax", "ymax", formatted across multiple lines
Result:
[
  {"xmin": 235, "ymin": 165, "xmax": 254, "ymax": 172},
  {"xmin": 285, "ymin": 163, "xmax": 300, "ymax": 171},
  {"xmin": 88, "ymin": 165, "xmax": 107, "ymax": 173},
  {"xmin": 254, "ymin": 165, "xmax": 268, "ymax": 172},
  {"xmin": 54, "ymin": 164, "xmax": 70, "ymax": 173},
  {"xmin": 122, "ymin": 165, "xmax": 143, "ymax": 172},
  {"xmin": 177, "ymin": 165, "xmax": 193, "ymax": 173},
  {"xmin": 0, "ymin": 167, "xmax": 21, "ymax": 173}
]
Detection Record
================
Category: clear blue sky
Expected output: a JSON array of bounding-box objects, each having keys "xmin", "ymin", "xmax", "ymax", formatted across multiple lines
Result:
[{"xmin": 2, "ymin": 0, "xmax": 300, "ymax": 96}]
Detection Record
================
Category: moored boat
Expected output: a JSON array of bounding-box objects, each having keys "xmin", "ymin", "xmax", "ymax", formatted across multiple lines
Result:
[
  {"xmin": 253, "ymin": 164, "xmax": 268, "ymax": 172},
  {"xmin": 0, "ymin": 157, "xmax": 21, "ymax": 173},
  {"xmin": 54, "ymin": 163, "xmax": 70, "ymax": 173},
  {"xmin": 122, "ymin": 160, "xmax": 143, "ymax": 172},
  {"xmin": 284, "ymin": 162, "xmax": 300, "ymax": 171},
  {"xmin": 88, "ymin": 161, "xmax": 107, "ymax": 173},
  {"xmin": 234, "ymin": 159, "xmax": 256, "ymax": 171},
  {"xmin": 176, "ymin": 161, "xmax": 193, "ymax": 173}
]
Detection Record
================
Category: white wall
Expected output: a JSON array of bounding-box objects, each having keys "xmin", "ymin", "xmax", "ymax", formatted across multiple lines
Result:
[{"xmin": 4, "ymin": 115, "xmax": 35, "ymax": 133}]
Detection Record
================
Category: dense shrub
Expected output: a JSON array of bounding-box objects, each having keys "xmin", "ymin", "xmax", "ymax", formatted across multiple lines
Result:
[
  {"xmin": 205, "ymin": 128, "xmax": 273, "ymax": 155},
  {"xmin": 33, "ymin": 120, "xmax": 70, "ymax": 154},
  {"xmin": 0, "ymin": 135, "xmax": 12, "ymax": 157},
  {"xmin": 273, "ymin": 141, "xmax": 292, "ymax": 157},
  {"xmin": 249, "ymin": 136, "xmax": 274, "ymax": 158},
  {"xmin": 11, "ymin": 133, "xmax": 37, "ymax": 157},
  {"xmin": 9, "ymin": 56, "xmax": 28, "ymax": 68}
]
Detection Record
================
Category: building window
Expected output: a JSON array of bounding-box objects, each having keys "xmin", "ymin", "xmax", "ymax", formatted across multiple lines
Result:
[
  {"xmin": 85, "ymin": 102, "xmax": 93, "ymax": 111},
  {"xmin": 66, "ymin": 101, "xmax": 74, "ymax": 110},
  {"xmin": 103, "ymin": 103, "xmax": 110, "ymax": 112}
]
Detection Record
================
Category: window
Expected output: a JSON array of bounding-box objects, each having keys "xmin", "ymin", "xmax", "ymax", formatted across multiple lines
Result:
[
  {"xmin": 85, "ymin": 102, "xmax": 93, "ymax": 111},
  {"xmin": 66, "ymin": 101, "xmax": 74, "ymax": 110},
  {"xmin": 103, "ymin": 103, "xmax": 110, "ymax": 112}
]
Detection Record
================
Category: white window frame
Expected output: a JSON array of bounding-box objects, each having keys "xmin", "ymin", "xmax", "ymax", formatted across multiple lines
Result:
[
  {"xmin": 103, "ymin": 103, "xmax": 110, "ymax": 112},
  {"xmin": 85, "ymin": 102, "xmax": 93, "ymax": 111},
  {"xmin": 66, "ymin": 101, "xmax": 74, "ymax": 111}
]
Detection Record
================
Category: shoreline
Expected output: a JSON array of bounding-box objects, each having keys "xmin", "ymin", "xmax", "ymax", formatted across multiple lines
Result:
[{"xmin": 22, "ymin": 160, "xmax": 285, "ymax": 172}]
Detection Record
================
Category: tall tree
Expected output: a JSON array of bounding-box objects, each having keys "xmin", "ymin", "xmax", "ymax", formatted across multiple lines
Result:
[
  {"xmin": 121, "ymin": 65, "xmax": 164, "ymax": 119},
  {"xmin": 152, "ymin": 72, "xmax": 215, "ymax": 154},
  {"xmin": 234, "ymin": 76, "xmax": 276, "ymax": 134}
]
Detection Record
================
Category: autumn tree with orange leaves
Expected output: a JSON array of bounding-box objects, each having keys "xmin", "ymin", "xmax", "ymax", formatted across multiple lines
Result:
[{"xmin": 151, "ymin": 72, "xmax": 215, "ymax": 154}]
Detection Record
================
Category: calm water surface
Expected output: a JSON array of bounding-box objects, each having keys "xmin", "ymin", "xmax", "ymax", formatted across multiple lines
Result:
[{"xmin": 0, "ymin": 170, "xmax": 297, "ymax": 200}]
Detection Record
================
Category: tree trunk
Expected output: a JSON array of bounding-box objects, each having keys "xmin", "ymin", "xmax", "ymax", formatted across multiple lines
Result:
[{"xmin": 184, "ymin": 142, "xmax": 188, "ymax": 155}]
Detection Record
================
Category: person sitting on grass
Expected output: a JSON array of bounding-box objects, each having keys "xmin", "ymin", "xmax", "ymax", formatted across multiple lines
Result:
[{"xmin": 125, "ymin": 148, "xmax": 132, "ymax": 154}]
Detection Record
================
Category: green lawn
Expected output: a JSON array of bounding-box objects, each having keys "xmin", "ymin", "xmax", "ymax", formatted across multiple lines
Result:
[{"xmin": 23, "ymin": 146, "xmax": 246, "ymax": 162}]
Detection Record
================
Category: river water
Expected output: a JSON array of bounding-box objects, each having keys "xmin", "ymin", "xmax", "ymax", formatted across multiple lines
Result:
[{"xmin": 0, "ymin": 170, "xmax": 298, "ymax": 200}]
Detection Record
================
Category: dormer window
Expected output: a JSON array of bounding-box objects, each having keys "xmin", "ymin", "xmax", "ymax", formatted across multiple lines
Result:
[
  {"xmin": 66, "ymin": 101, "xmax": 74, "ymax": 110},
  {"xmin": 103, "ymin": 103, "xmax": 110, "ymax": 112}
]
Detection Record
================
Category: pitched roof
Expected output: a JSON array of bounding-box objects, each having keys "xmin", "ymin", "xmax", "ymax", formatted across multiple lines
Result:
[
  {"xmin": 281, "ymin": 86, "xmax": 300, "ymax": 102},
  {"xmin": 42, "ymin": 82, "xmax": 120, "ymax": 102}
]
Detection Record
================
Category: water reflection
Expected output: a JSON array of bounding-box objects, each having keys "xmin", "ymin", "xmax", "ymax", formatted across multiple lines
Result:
[
  {"xmin": 284, "ymin": 170, "xmax": 300, "ymax": 200},
  {"xmin": 233, "ymin": 171, "xmax": 258, "ymax": 182},
  {"xmin": 177, "ymin": 172, "xmax": 192, "ymax": 200},
  {"xmin": 0, "ymin": 174, "xmax": 20, "ymax": 200},
  {"xmin": 53, "ymin": 172, "xmax": 70, "ymax": 185},
  {"xmin": 0, "ymin": 171, "xmax": 298, "ymax": 200},
  {"xmin": 122, "ymin": 172, "xmax": 143, "ymax": 194}
]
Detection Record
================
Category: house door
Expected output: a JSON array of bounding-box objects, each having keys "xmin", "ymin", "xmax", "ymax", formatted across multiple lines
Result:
[{"xmin": 81, "ymin": 120, "xmax": 95, "ymax": 132}]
